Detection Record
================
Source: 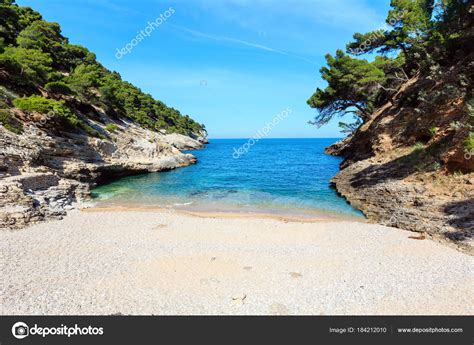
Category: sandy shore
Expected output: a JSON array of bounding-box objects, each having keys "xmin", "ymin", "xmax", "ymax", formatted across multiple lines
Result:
[{"xmin": 1, "ymin": 209, "xmax": 472, "ymax": 315}]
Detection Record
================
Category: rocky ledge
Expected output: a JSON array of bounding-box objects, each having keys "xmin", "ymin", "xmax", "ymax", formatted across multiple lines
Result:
[
  {"xmin": 330, "ymin": 158, "xmax": 473, "ymax": 253},
  {"xmin": 325, "ymin": 74, "xmax": 473, "ymax": 253},
  {"xmin": 0, "ymin": 119, "xmax": 207, "ymax": 229}
]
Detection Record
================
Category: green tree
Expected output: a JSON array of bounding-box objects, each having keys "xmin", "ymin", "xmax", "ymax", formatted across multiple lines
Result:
[
  {"xmin": 307, "ymin": 50, "xmax": 386, "ymax": 126},
  {"xmin": 66, "ymin": 63, "xmax": 103, "ymax": 97},
  {"xmin": 0, "ymin": 46, "xmax": 52, "ymax": 84},
  {"xmin": 0, "ymin": 0, "xmax": 42, "ymax": 45},
  {"xmin": 63, "ymin": 44, "xmax": 96, "ymax": 67},
  {"xmin": 17, "ymin": 21, "xmax": 67, "ymax": 64},
  {"xmin": 0, "ymin": 0, "xmax": 205, "ymax": 137},
  {"xmin": 45, "ymin": 81, "xmax": 73, "ymax": 95},
  {"xmin": 347, "ymin": 0, "xmax": 435, "ymax": 58}
]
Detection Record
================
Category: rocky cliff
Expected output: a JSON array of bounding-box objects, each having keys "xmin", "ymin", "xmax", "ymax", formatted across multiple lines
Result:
[
  {"xmin": 0, "ymin": 0, "xmax": 208, "ymax": 229},
  {"xmin": 327, "ymin": 71, "xmax": 473, "ymax": 253},
  {"xmin": 0, "ymin": 103, "xmax": 206, "ymax": 229}
]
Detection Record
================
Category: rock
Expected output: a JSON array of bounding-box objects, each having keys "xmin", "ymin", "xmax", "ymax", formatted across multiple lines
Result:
[
  {"xmin": 324, "ymin": 80, "xmax": 473, "ymax": 252},
  {"xmin": 0, "ymin": 118, "xmax": 207, "ymax": 229},
  {"xmin": 330, "ymin": 158, "xmax": 473, "ymax": 253},
  {"xmin": 161, "ymin": 133, "xmax": 205, "ymax": 150},
  {"xmin": 0, "ymin": 172, "xmax": 89, "ymax": 229}
]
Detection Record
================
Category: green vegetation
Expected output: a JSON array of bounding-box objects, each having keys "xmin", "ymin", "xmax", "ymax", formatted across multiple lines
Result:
[
  {"xmin": 44, "ymin": 81, "xmax": 73, "ymax": 95},
  {"xmin": 412, "ymin": 142, "xmax": 425, "ymax": 152},
  {"xmin": 307, "ymin": 51, "xmax": 386, "ymax": 125},
  {"xmin": 13, "ymin": 95, "xmax": 102, "ymax": 137},
  {"xmin": 465, "ymin": 133, "xmax": 474, "ymax": 153},
  {"xmin": 467, "ymin": 98, "xmax": 474, "ymax": 119},
  {"xmin": 14, "ymin": 95, "xmax": 70, "ymax": 115},
  {"xmin": 105, "ymin": 123, "xmax": 119, "ymax": 132},
  {"xmin": 0, "ymin": 109, "xmax": 23, "ymax": 134},
  {"xmin": 308, "ymin": 0, "xmax": 472, "ymax": 130},
  {"xmin": 0, "ymin": 0, "xmax": 205, "ymax": 137},
  {"xmin": 0, "ymin": 47, "xmax": 52, "ymax": 85},
  {"xmin": 429, "ymin": 126, "xmax": 438, "ymax": 137},
  {"xmin": 431, "ymin": 161, "xmax": 441, "ymax": 171}
]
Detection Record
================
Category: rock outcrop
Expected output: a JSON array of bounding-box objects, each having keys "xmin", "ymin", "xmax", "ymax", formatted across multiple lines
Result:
[
  {"xmin": 0, "ymin": 115, "xmax": 207, "ymax": 229},
  {"xmin": 331, "ymin": 159, "xmax": 473, "ymax": 251},
  {"xmin": 0, "ymin": 0, "xmax": 209, "ymax": 229},
  {"xmin": 326, "ymin": 73, "xmax": 473, "ymax": 253},
  {"xmin": 161, "ymin": 132, "xmax": 205, "ymax": 150}
]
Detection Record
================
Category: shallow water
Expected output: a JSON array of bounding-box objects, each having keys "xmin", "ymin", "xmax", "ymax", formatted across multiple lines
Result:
[{"xmin": 92, "ymin": 138, "xmax": 364, "ymax": 218}]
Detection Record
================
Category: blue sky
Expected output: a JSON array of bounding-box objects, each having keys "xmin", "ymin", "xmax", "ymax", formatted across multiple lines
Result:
[{"xmin": 18, "ymin": 0, "xmax": 391, "ymax": 138}]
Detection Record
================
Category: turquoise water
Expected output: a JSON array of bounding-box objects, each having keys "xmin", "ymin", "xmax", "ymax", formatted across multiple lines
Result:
[{"xmin": 92, "ymin": 138, "xmax": 364, "ymax": 218}]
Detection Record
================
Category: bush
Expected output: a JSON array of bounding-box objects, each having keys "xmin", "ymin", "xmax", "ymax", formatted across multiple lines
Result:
[
  {"xmin": 428, "ymin": 126, "xmax": 438, "ymax": 137},
  {"xmin": 105, "ymin": 123, "xmax": 119, "ymax": 132},
  {"xmin": 14, "ymin": 94, "xmax": 69, "ymax": 114},
  {"xmin": 465, "ymin": 133, "xmax": 474, "ymax": 152},
  {"xmin": 13, "ymin": 95, "xmax": 106, "ymax": 138},
  {"xmin": 0, "ymin": 109, "xmax": 23, "ymax": 134},
  {"xmin": 13, "ymin": 94, "xmax": 82, "ymax": 126},
  {"xmin": 45, "ymin": 81, "xmax": 73, "ymax": 95},
  {"xmin": 467, "ymin": 98, "xmax": 474, "ymax": 118},
  {"xmin": 0, "ymin": 47, "xmax": 52, "ymax": 84},
  {"xmin": 0, "ymin": 55, "xmax": 32, "ymax": 86},
  {"xmin": 412, "ymin": 142, "xmax": 425, "ymax": 152}
]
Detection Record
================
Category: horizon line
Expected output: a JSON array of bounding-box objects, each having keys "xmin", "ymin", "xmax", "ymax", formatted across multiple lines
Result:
[{"xmin": 205, "ymin": 137, "xmax": 345, "ymax": 140}]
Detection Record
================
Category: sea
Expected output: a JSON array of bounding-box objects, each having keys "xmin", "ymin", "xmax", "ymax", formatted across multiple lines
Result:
[{"xmin": 91, "ymin": 138, "xmax": 364, "ymax": 219}]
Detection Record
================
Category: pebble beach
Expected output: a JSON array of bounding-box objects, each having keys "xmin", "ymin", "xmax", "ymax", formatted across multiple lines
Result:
[{"xmin": 2, "ymin": 209, "xmax": 473, "ymax": 315}]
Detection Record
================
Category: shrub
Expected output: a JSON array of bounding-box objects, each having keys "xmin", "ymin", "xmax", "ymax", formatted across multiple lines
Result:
[
  {"xmin": 465, "ymin": 133, "xmax": 474, "ymax": 152},
  {"xmin": 105, "ymin": 123, "xmax": 119, "ymax": 132},
  {"xmin": 0, "ymin": 47, "xmax": 52, "ymax": 84},
  {"xmin": 13, "ymin": 95, "xmax": 83, "ymax": 126},
  {"xmin": 0, "ymin": 109, "xmax": 23, "ymax": 134},
  {"xmin": 412, "ymin": 142, "xmax": 425, "ymax": 152},
  {"xmin": 428, "ymin": 126, "xmax": 438, "ymax": 137},
  {"xmin": 467, "ymin": 98, "xmax": 474, "ymax": 118},
  {"xmin": 13, "ymin": 94, "xmax": 82, "ymax": 127},
  {"xmin": 45, "ymin": 81, "xmax": 73, "ymax": 95},
  {"xmin": 431, "ymin": 161, "xmax": 441, "ymax": 171},
  {"xmin": 14, "ymin": 95, "xmax": 68, "ymax": 114}
]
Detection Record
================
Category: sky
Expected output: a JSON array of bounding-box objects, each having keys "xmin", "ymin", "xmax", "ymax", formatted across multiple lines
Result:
[{"xmin": 17, "ymin": 0, "xmax": 391, "ymax": 139}]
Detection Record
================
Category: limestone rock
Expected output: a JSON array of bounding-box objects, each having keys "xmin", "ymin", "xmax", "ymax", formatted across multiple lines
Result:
[{"xmin": 0, "ymin": 116, "xmax": 207, "ymax": 229}]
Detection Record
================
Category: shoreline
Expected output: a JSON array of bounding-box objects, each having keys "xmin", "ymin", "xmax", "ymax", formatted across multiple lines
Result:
[
  {"xmin": 2, "ymin": 208, "xmax": 472, "ymax": 315},
  {"xmin": 83, "ymin": 203, "xmax": 366, "ymax": 224},
  {"xmin": 81, "ymin": 205, "xmax": 470, "ymax": 253}
]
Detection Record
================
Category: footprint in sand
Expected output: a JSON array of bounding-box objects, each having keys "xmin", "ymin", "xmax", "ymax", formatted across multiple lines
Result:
[{"xmin": 270, "ymin": 303, "xmax": 290, "ymax": 315}]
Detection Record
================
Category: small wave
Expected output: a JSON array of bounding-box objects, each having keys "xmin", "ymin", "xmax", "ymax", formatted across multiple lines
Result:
[{"xmin": 172, "ymin": 202, "xmax": 194, "ymax": 206}]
